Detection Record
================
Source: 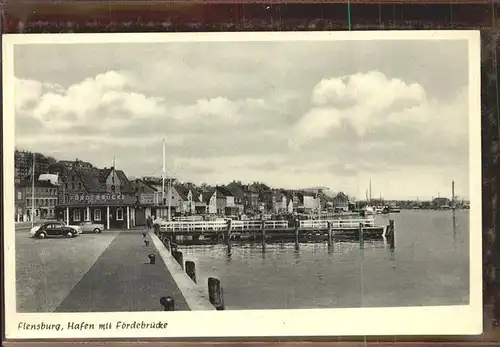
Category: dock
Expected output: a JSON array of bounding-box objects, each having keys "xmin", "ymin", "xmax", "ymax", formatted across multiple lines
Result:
[
  {"xmin": 155, "ymin": 217, "xmax": 390, "ymax": 245},
  {"xmin": 55, "ymin": 230, "xmax": 216, "ymax": 312}
]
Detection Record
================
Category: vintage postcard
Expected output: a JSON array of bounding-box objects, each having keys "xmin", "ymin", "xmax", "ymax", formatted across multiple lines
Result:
[{"xmin": 3, "ymin": 31, "xmax": 482, "ymax": 339}]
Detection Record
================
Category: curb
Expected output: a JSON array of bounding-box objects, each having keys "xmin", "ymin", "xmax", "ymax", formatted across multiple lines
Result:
[{"xmin": 148, "ymin": 231, "xmax": 215, "ymax": 311}]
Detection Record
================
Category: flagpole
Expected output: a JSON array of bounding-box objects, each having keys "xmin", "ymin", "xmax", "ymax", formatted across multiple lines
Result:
[
  {"xmin": 31, "ymin": 153, "xmax": 35, "ymax": 228},
  {"xmin": 162, "ymin": 139, "xmax": 166, "ymax": 219}
]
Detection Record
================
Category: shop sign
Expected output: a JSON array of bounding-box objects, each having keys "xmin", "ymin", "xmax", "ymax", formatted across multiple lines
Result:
[{"xmin": 70, "ymin": 193, "xmax": 127, "ymax": 204}]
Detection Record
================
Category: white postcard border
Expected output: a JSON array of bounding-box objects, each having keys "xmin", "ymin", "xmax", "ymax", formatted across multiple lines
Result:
[{"xmin": 3, "ymin": 30, "xmax": 482, "ymax": 339}]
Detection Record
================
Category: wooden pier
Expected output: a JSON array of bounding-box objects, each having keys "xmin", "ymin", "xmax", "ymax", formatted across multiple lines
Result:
[{"xmin": 155, "ymin": 217, "xmax": 390, "ymax": 245}]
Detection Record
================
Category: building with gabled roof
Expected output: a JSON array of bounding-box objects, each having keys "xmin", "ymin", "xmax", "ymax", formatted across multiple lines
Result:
[{"xmin": 56, "ymin": 165, "xmax": 137, "ymax": 230}]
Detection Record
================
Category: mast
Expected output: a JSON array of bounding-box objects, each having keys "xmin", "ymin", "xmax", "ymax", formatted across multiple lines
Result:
[
  {"xmin": 168, "ymin": 178, "xmax": 172, "ymax": 221},
  {"xmin": 452, "ymin": 180, "xmax": 455, "ymax": 209},
  {"xmin": 317, "ymin": 188, "xmax": 321, "ymax": 222},
  {"xmin": 162, "ymin": 139, "xmax": 166, "ymax": 218},
  {"xmin": 31, "ymin": 153, "xmax": 35, "ymax": 228},
  {"xmin": 369, "ymin": 180, "xmax": 372, "ymax": 203}
]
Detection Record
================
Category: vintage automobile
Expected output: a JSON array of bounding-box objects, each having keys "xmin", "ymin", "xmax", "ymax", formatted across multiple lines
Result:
[
  {"xmin": 78, "ymin": 221, "xmax": 105, "ymax": 234},
  {"xmin": 29, "ymin": 221, "xmax": 81, "ymax": 239}
]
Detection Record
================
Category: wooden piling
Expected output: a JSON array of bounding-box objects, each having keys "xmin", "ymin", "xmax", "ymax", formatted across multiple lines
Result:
[
  {"xmin": 173, "ymin": 250, "xmax": 184, "ymax": 269},
  {"xmin": 387, "ymin": 219, "xmax": 395, "ymax": 250},
  {"xmin": 208, "ymin": 277, "xmax": 225, "ymax": 310},
  {"xmin": 327, "ymin": 221, "xmax": 333, "ymax": 247},
  {"xmin": 261, "ymin": 220, "xmax": 266, "ymax": 245},
  {"xmin": 294, "ymin": 218, "xmax": 299, "ymax": 246},
  {"xmin": 185, "ymin": 260, "xmax": 197, "ymax": 283},
  {"xmin": 359, "ymin": 223, "xmax": 364, "ymax": 249},
  {"xmin": 225, "ymin": 219, "xmax": 232, "ymax": 252}
]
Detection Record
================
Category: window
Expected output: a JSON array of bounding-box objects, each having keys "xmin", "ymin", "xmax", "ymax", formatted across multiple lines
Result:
[
  {"xmin": 141, "ymin": 187, "xmax": 145, "ymax": 193},
  {"xmin": 83, "ymin": 208, "xmax": 88, "ymax": 221},
  {"xmin": 71, "ymin": 183, "xmax": 75, "ymax": 189},
  {"xmin": 65, "ymin": 194, "xmax": 69, "ymax": 203},
  {"xmin": 116, "ymin": 208, "xmax": 123, "ymax": 221},
  {"xmin": 94, "ymin": 209, "xmax": 101, "ymax": 221},
  {"xmin": 73, "ymin": 209, "xmax": 81, "ymax": 222},
  {"xmin": 78, "ymin": 183, "xmax": 82, "ymax": 189}
]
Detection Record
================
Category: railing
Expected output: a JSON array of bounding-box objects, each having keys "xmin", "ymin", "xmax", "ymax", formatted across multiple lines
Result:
[
  {"xmin": 300, "ymin": 218, "xmax": 375, "ymax": 229},
  {"xmin": 159, "ymin": 218, "xmax": 375, "ymax": 232},
  {"xmin": 160, "ymin": 221, "xmax": 228, "ymax": 232},
  {"xmin": 230, "ymin": 220, "xmax": 289, "ymax": 230},
  {"xmin": 173, "ymin": 216, "xmax": 204, "ymax": 222}
]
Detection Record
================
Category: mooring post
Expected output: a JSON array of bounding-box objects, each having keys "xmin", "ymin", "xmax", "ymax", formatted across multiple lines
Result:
[
  {"xmin": 388, "ymin": 219, "xmax": 395, "ymax": 250},
  {"xmin": 173, "ymin": 250, "xmax": 184, "ymax": 269},
  {"xmin": 261, "ymin": 220, "xmax": 266, "ymax": 245},
  {"xmin": 327, "ymin": 221, "xmax": 333, "ymax": 246},
  {"xmin": 294, "ymin": 218, "xmax": 300, "ymax": 246},
  {"xmin": 208, "ymin": 277, "xmax": 225, "ymax": 310},
  {"xmin": 359, "ymin": 223, "xmax": 364, "ymax": 249},
  {"xmin": 160, "ymin": 296, "xmax": 175, "ymax": 311},
  {"xmin": 148, "ymin": 253, "xmax": 156, "ymax": 264},
  {"xmin": 185, "ymin": 260, "xmax": 197, "ymax": 283},
  {"xmin": 225, "ymin": 219, "xmax": 232, "ymax": 250}
]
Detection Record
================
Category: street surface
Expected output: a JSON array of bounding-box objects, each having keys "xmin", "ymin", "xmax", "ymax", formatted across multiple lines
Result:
[
  {"xmin": 56, "ymin": 231, "xmax": 189, "ymax": 312},
  {"xmin": 15, "ymin": 224, "xmax": 189, "ymax": 312},
  {"xmin": 16, "ymin": 225, "xmax": 120, "ymax": 312}
]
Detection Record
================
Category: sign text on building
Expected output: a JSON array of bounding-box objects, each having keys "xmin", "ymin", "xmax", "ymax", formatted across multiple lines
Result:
[{"xmin": 71, "ymin": 193, "xmax": 125, "ymax": 203}]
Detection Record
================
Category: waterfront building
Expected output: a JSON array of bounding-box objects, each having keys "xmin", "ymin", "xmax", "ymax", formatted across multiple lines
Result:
[
  {"xmin": 165, "ymin": 184, "xmax": 196, "ymax": 215},
  {"xmin": 139, "ymin": 177, "xmax": 176, "ymax": 218},
  {"xmin": 432, "ymin": 197, "xmax": 452, "ymax": 209},
  {"xmin": 216, "ymin": 186, "xmax": 238, "ymax": 215},
  {"xmin": 55, "ymin": 166, "xmax": 136, "ymax": 229},
  {"xmin": 18, "ymin": 178, "xmax": 59, "ymax": 221},
  {"xmin": 332, "ymin": 192, "xmax": 349, "ymax": 211},
  {"xmin": 130, "ymin": 178, "xmax": 159, "ymax": 225},
  {"xmin": 226, "ymin": 181, "xmax": 246, "ymax": 213},
  {"xmin": 243, "ymin": 184, "xmax": 260, "ymax": 213},
  {"xmin": 202, "ymin": 189, "xmax": 217, "ymax": 214},
  {"xmin": 14, "ymin": 184, "xmax": 26, "ymax": 222}
]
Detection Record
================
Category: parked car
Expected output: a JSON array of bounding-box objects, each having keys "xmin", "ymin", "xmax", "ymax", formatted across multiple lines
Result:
[
  {"xmin": 29, "ymin": 222, "xmax": 81, "ymax": 239},
  {"xmin": 78, "ymin": 221, "xmax": 105, "ymax": 234}
]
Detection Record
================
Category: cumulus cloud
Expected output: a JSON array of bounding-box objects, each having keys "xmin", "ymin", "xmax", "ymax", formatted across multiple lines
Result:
[
  {"xmin": 290, "ymin": 71, "xmax": 466, "ymax": 150},
  {"xmin": 12, "ymin": 40, "xmax": 471, "ymax": 200}
]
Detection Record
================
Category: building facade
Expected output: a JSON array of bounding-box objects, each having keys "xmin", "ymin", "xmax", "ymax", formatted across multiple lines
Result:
[
  {"xmin": 55, "ymin": 166, "xmax": 136, "ymax": 229},
  {"xmin": 20, "ymin": 180, "xmax": 59, "ymax": 221}
]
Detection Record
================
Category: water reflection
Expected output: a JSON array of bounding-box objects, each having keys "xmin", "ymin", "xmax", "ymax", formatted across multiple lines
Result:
[
  {"xmin": 179, "ymin": 211, "xmax": 469, "ymax": 310},
  {"xmin": 452, "ymin": 210, "xmax": 457, "ymax": 244},
  {"xmin": 226, "ymin": 245, "xmax": 232, "ymax": 263}
]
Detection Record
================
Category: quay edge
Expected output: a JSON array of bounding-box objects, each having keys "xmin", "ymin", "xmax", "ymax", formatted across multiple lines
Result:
[{"xmin": 149, "ymin": 231, "xmax": 216, "ymax": 311}]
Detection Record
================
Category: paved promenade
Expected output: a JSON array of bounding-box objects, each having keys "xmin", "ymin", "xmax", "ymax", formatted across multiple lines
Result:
[
  {"xmin": 56, "ymin": 231, "xmax": 189, "ymax": 312},
  {"xmin": 16, "ymin": 228, "xmax": 120, "ymax": 312}
]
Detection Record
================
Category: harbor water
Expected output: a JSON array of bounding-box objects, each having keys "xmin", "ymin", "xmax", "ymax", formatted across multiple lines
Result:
[{"xmin": 179, "ymin": 210, "xmax": 470, "ymax": 310}]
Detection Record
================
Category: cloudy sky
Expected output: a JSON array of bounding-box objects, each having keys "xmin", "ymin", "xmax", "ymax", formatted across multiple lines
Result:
[{"xmin": 13, "ymin": 37, "xmax": 471, "ymax": 200}]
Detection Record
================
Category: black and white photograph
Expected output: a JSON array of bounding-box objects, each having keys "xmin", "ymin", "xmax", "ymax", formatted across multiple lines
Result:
[{"xmin": 3, "ymin": 31, "xmax": 482, "ymax": 339}]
